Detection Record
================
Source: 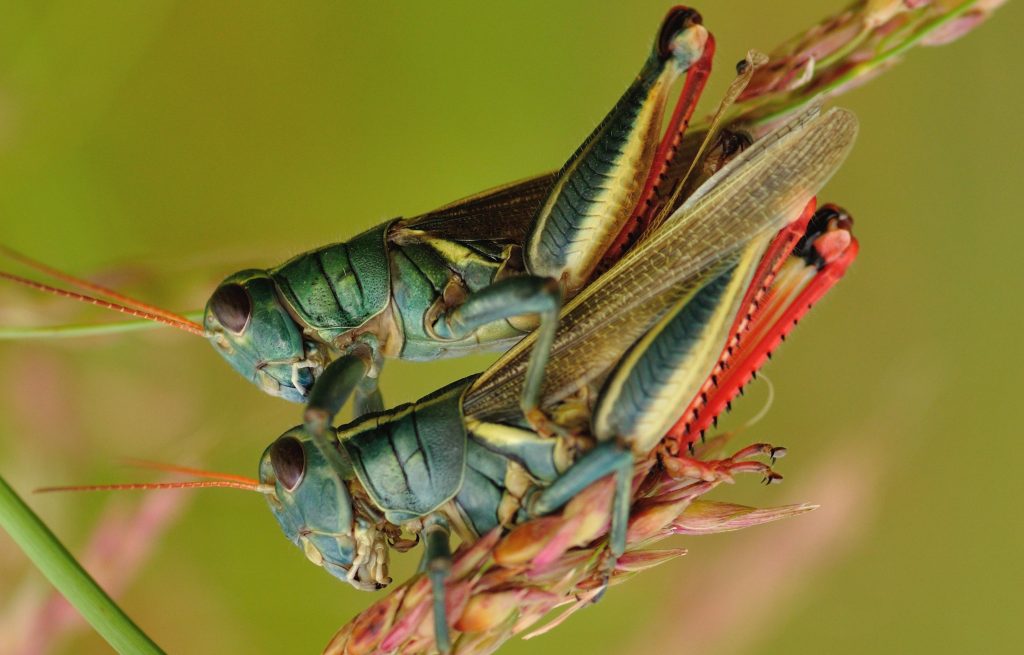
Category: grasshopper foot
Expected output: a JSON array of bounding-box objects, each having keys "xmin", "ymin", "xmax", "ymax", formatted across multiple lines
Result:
[
  {"xmin": 587, "ymin": 550, "xmax": 618, "ymax": 605},
  {"xmin": 660, "ymin": 442, "xmax": 787, "ymax": 484}
]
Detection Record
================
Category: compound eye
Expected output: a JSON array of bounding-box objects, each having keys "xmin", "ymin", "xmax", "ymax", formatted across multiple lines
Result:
[
  {"xmin": 270, "ymin": 436, "xmax": 305, "ymax": 492},
  {"xmin": 209, "ymin": 283, "xmax": 251, "ymax": 334}
]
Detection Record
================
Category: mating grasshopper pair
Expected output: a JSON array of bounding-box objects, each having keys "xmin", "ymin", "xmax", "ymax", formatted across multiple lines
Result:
[
  {"xmin": 5, "ymin": 6, "xmax": 861, "ymax": 653},
  {"xmin": 251, "ymin": 103, "xmax": 858, "ymax": 652}
]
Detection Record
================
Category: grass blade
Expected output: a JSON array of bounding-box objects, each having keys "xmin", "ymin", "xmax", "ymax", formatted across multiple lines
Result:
[{"xmin": 0, "ymin": 473, "xmax": 165, "ymax": 655}]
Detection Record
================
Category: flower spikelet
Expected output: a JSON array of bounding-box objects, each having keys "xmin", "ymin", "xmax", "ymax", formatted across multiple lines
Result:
[{"xmin": 324, "ymin": 442, "xmax": 811, "ymax": 655}]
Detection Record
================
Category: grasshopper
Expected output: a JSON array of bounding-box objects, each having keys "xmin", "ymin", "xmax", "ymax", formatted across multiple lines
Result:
[
  {"xmin": 1, "ymin": 7, "xmax": 724, "ymax": 430},
  {"xmin": 259, "ymin": 105, "xmax": 858, "ymax": 651},
  {"xmin": 45, "ymin": 105, "xmax": 858, "ymax": 651},
  {"xmin": 1, "ymin": 2, "xmax": 994, "ymax": 429}
]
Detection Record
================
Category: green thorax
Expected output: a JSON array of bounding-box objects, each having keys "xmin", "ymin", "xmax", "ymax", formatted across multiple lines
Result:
[
  {"xmin": 336, "ymin": 377, "xmax": 474, "ymax": 524},
  {"xmin": 333, "ymin": 374, "xmax": 575, "ymax": 534},
  {"xmin": 452, "ymin": 419, "xmax": 575, "ymax": 538},
  {"xmin": 270, "ymin": 223, "xmax": 392, "ymax": 341},
  {"xmin": 388, "ymin": 232, "xmax": 523, "ymax": 360},
  {"xmin": 271, "ymin": 222, "xmax": 523, "ymax": 359}
]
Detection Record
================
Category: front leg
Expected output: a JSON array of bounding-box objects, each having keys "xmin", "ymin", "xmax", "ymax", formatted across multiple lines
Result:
[
  {"xmin": 419, "ymin": 513, "xmax": 453, "ymax": 653},
  {"xmin": 302, "ymin": 345, "xmax": 373, "ymax": 475},
  {"xmin": 352, "ymin": 357, "xmax": 385, "ymax": 417},
  {"xmin": 433, "ymin": 275, "xmax": 562, "ymax": 433},
  {"xmin": 352, "ymin": 378, "xmax": 384, "ymax": 417}
]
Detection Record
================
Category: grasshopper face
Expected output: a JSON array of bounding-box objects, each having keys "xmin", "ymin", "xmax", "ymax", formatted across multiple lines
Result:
[
  {"xmin": 259, "ymin": 428, "xmax": 391, "ymax": 591},
  {"xmin": 205, "ymin": 270, "xmax": 326, "ymax": 402}
]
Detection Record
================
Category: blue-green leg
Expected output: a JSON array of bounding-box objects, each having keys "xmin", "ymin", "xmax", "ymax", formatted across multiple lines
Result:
[
  {"xmin": 303, "ymin": 347, "xmax": 372, "ymax": 476},
  {"xmin": 435, "ymin": 275, "xmax": 562, "ymax": 427},
  {"xmin": 353, "ymin": 382, "xmax": 384, "ymax": 417},
  {"xmin": 420, "ymin": 514, "xmax": 453, "ymax": 653},
  {"xmin": 352, "ymin": 356, "xmax": 384, "ymax": 417},
  {"xmin": 530, "ymin": 442, "xmax": 634, "ymax": 559},
  {"xmin": 304, "ymin": 350, "xmax": 372, "ymax": 428}
]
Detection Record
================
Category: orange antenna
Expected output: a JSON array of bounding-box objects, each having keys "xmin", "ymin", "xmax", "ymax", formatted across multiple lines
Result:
[
  {"xmin": 0, "ymin": 245, "xmax": 199, "ymax": 328},
  {"xmin": 36, "ymin": 480, "xmax": 272, "ymax": 494},
  {"xmin": 120, "ymin": 459, "xmax": 261, "ymax": 486},
  {"xmin": 0, "ymin": 271, "xmax": 205, "ymax": 336}
]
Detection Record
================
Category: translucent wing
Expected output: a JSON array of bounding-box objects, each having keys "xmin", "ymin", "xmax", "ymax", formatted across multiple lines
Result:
[{"xmin": 465, "ymin": 106, "xmax": 858, "ymax": 421}]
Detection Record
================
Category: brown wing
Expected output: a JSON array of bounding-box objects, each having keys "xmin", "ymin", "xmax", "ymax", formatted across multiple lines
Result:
[{"xmin": 394, "ymin": 172, "xmax": 558, "ymax": 245}]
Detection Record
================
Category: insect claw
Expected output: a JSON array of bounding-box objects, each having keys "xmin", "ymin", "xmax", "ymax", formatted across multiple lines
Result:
[
  {"xmin": 589, "ymin": 574, "xmax": 611, "ymax": 605},
  {"xmin": 590, "ymin": 550, "xmax": 618, "ymax": 604},
  {"xmin": 770, "ymin": 446, "xmax": 788, "ymax": 462},
  {"xmin": 762, "ymin": 471, "xmax": 784, "ymax": 485}
]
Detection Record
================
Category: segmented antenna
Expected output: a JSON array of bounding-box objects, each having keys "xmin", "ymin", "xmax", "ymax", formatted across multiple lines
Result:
[
  {"xmin": 119, "ymin": 459, "xmax": 263, "ymax": 485},
  {"xmin": 36, "ymin": 480, "xmax": 270, "ymax": 494},
  {"xmin": 36, "ymin": 459, "xmax": 271, "ymax": 494},
  {"xmin": 0, "ymin": 245, "xmax": 197, "ymax": 325},
  {"xmin": 0, "ymin": 270, "xmax": 205, "ymax": 336}
]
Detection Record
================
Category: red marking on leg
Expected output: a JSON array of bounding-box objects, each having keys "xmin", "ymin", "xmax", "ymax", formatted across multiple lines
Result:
[
  {"xmin": 664, "ymin": 199, "xmax": 817, "ymax": 447},
  {"xmin": 667, "ymin": 203, "xmax": 858, "ymax": 450},
  {"xmin": 596, "ymin": 36, "xmax": 716, "ymax": 275}
]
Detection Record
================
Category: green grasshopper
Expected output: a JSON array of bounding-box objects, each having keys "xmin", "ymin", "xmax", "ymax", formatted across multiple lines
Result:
[
  {"xmin": 1, "ymin": 7, "xmax": 723, "ymax": 429},
  {"xmin": 44, "ymin": 105, "xmax": 858, "ymax": 650},
  {"xmin": 1, "ymin": 2, "xmax": 994, "ymax": 429},
  {"xmin": 48, "ymin": 103, "xmax": 860, "ymax": 655},
  {"xmin": 261, "ymin": 105, "xmax": 858, "ymax": 651}
]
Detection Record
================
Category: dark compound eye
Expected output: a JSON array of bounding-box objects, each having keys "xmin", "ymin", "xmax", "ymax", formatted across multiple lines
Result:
[
  {"xmin": 209, "ymin": 283, "xmax": 251, "ymax": 334},
  {"xmin": 270, "ymin": 436, "xmax": 306, "ymax": 492}
]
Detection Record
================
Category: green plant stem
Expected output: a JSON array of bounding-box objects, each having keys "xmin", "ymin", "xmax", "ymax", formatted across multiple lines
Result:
[{"xmin": 0, "ymin": 474, "xmax": 165, "ymax": 655}]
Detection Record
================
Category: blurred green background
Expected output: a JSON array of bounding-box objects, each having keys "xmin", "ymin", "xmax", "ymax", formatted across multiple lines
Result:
[{"xmin": 0, "ymin": 1, "xmax": 1020, "ymax": 653}]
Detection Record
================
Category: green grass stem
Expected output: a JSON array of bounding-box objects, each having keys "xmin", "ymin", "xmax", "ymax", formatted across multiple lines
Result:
[{"xmin": 0, "ymin": 473, "xmax": 165, "ymax": 655}]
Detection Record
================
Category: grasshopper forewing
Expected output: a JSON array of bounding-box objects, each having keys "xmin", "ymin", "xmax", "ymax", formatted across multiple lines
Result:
[{"xmin": 466, "ymin": 106, "xmax": 858, "ymax": 422}]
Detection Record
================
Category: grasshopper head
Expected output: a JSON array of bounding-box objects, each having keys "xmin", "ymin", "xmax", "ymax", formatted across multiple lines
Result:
[
  {"xmin": 204, "ymin": 270, "xmax": 327, "ymax": 402},
  {"xmin": 260, "ymin": 427, "xmax": 392, "ymax": 591}
]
